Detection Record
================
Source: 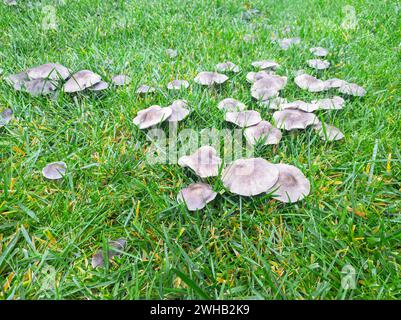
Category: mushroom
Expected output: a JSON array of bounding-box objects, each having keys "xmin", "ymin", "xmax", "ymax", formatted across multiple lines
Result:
[
  {"xmin": 310, "ymin": 47, "xmax": 329, "ymax": 57},
  {"xmin": 136, "ymin": 84, "xmax": 156, "ymax": 94},
  {"xmin": 246, "ymin": 70, "xmax": 276, "ymax": 83},
  {"xmin": 272, "ymin": 164, "xmax": 310, "ymax": 203},
  {"xmin": 324, "ymin": 78, "xmax": 347, "ymax": 89},
  {"xmin": 222, "ymin": 158, "xmax": 279, "ymax": 196},
  {"xmin": 216, "ymin": 61, "xmax": 240, "ymax": 73},
  {"xmin": 251, "ymin": 60, "xmax": 279, "ymax": 70},
  {"xmin": 24, "ymin": 79, "xmax": 57, "ymax": 96},
  {"xmin": 314, "ymin": 122, "xmax": 344, "ymax": 141},
  {"xmin": 251, "ymin": 75, "xmax": 287, "ymax": 100},
  {"xmin": 225, "ymin": 110, "xmax": 261, "ymax": 128},
  {"xmin": 244, "ymin": 121, "xmax": 282, "ymax": 146},
  {"xmin": 133, "ymin": 105, "xmax": 172, "ymax": 129},
  {"xmin": 178, "ymin": 146, "xmax": 222, "ymax": 178},
  {"xmin": 42, "ymin": 161, "xmax": 67, "ymax": 180},
  {"xmin": 194, "ymin": 71, "xmax": 228, "ymax": 86},
  {"xmin": 243, "ymin": 34, "xmax": 255, "ymax": 43},
  {"xmin": 27, "ymin": 63, "xmax": 70, "ymax": 80},
  {"xmin": 0, "ymin": 108, "xmax": 13, "ymax": 127},
  {"xmin": 294, "ymin": 74, "xmax": 328, "ymax": 92},
  {"xmin": 177, "ymin": 183, "xmax": 217, "ymax": 211},
  {"xmin": 5, "ymin": 71, "xmax": 29, "ymax": 90},
  {"xmin": 338, "ymin": 82, "xmax": 366, "ymax": 97},
  {"xmin": 307, "ymin": 59, "xmax": 330, "ymax": 70},
  {"xmin": 4, "ymin": 0, "xmax": 17, "ymax": 6},
  {"xmin": 88, "ymin": 81, "xmax": 109, "ymax": 91},
  {"xmin": 273, "ymin": 109, "xmax": 318, "ymax": 131},
  {"xmin": 92, "ymin": 238, "xmax": 127, "ymax": 268},
  {"xmin": 217, "ymin": 98, "xmax": 247, "ymax": 112},
  {"xmin": 278, "ymin": 37, "xmax": 301, "ymax": 50},
  {"xmin": 311, "ymin": 96, "xmax": 345, "ymax": 110},
  {"xmin": 166, "ymin": 48, "xmax": 178, "ymax": 58},
  {"xmin": 282, "ymin": 100, "xmax": 318, "ymax": 113},
  {"xmin": 167, "ymin": 100, "xmax": 190, "ymax": 122},
  {"xmin": 167, "ymin": 79, "xmax": 189, "ymax": 90},
  {"xmin": 63, "ymin": 70, "xmax": 102, "ymax": 93},
  {"xmin": 112, "ymin": 75, "xmax": 131, "ymax": 86}
]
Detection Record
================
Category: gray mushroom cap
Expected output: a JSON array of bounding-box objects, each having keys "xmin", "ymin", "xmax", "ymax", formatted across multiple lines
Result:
[
  {"xmin": 167, "ymin": 100, "xmax": 190, "ymax": 122},
  {"xmin": 281, "ymin": 100, "xmax": 318, "ymax": 113},
  {"xmin": 27, "ymin": 63, "xmax": 70, "ymax": 80},
  {"xmin": 166, "ymin": 48, "xmax": 178, "ymax": 58},
  {"xmin": 278, "ymin": 37, "xmax": 301, "ymax": 50},
  {"xmin": 251, "ymin": 60, "xmax": 279, "ymax": 70},
  {"xmin": 5, "ymin": 71, "xmax": 29, "ymax": 90},
  {"xmin": 222, "ymin": 158, "xmax": 279, "ymax": 196},
  {"xmin": 167, "ymin": 79, "xmax": 189, "ymax": 90},
  {"xmin": 24, "ymin": 79, "xmax": 57, "ymax": 96},
  {"xmin": 63, "ymin": 70, "xmax": 101, "ymax": 93},
  {"xmin": 314, "ymin": 122, "xmax": 345, "ymax": 141},
  {"xmin": 112, "ymin": 75, "xmax": 131, "ymax": 86},
  {"xmin": 260, "ymin": 97, "xmax": 288, "ymax": 110},
  {"xmin": 92, "ymin": 238, "xmax": 127, "ymax": 268},
  {"xmin": 178, "ymin": 146, "xmax": 222, "ymax": 178},
  {"xmin": 133, "ymin": 105, "xmax": 172, "ymax": 129},
  {"xmin": 217, "ymin": 98, "xmax": 247, "ymax": 111},
  {"xmin": 338, "ymin": 82, "xmax": 366, "ymax": 97},
  {"xmin": 194, "ymin": 71, "xmax": 228, "ymax": 86},
  {"xmin": 324, "ymin": 78, "xmax": 347, "ymax": 89},
  {"xmin": 225, "ymin": 110, "xmax": 261, "ymax": 127},
  {"xmin": 136, "ymin": 84, "xmax": 156, "ymax": 94},
  {"xmin": 246, "ymin": 70, "xmax": 276, "ymax": 83},
  {"xmin": 294, "ymin": 74, "xmax": 328, "ymax": 92},
  {"xmin": 312, "ymin": 96, "xmax": 345, "ymax": 110},
  {"xmin": 0, "ymin": 108, "xmax": 13, "ymax": 127},
  {"xmin": 177, "ymin": 183, "xmax": 217, "ymax": 211},
  {"xmin": 273, "ymin": 109, "xmax": 319, "ymax": 131},
  {"xmin": 272, "ymin": 164, "xmax": 310, "ymax": 203},
  {"xmin": 251, "ymin": 75, "xmax": 287, "ymax": 100},
  {"xmin": 216, "ymin": 61, "xmax": 240, "ymax": 73},
  {"xmin": 42, "ymin": 161, "xmax": 67, "ymax": 180},
  {"xmin": 244, "ymin": 121, "xmax": 282, "ymax": 146},
  {"xmin": 307, "ymin": 59, "xmax": 330, "ymax": 70},
  {"xmin": 310, "ymin": 47, "xmax": 329, "ymax": 57},
  {"xmin": 89, "ymin": 81, "xmax": 109, "ymax": 91}
]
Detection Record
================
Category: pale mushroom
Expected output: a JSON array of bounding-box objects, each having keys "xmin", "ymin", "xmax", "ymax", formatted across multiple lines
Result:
[
  {"xmin": 167, "ymin": 79, "xmax": 189, "ymax": 90},
  {"xmin": 259, "ymin": 97, "xmax": 287, "ymax": 110},
  {"xmin": 167, "ymin": 100, "xmax": 190, "ymax": 122},
  {"xmin": 251, "ymin": 75, "xmax": 287, "ymax": 100},
  {"xmin": 225, "ymin": 110, "xmax": 261, "ymax": 127},
  {"xmin": 324, "ymin": 78, "xmax": 347, "ymax": 89},
  {"xmin": 0, "ymin": 108, "xmax": 13, "ymax": 127},
  {"xmin": 166, "ymin": 48, "xmax": 178, "ymax": 58},
  {"xmin": 311, "ymin": 96, "xmax": 345, "ymax": 110},
  {"xmin": 246, "ymin": 70, "xmax": 276, "ymax": 83},
  {"xmin": 88, "ymin": 81, "xmax": 109, "ymax": 91},
  {"xmin": 294, "ymin": 74, "xmax": 328, "ymax": 92},
  {"xmin": 27, "ymin": 63, "xmax": 70, "ymax": 80},
  {"xmin": 136, "ymin": 84, "xmax": 156, "ymax": 94},
  {"xmin": 194, "ymin": 71, "xmax": 228, "ymax": 86},
  {"xmin": 243, "ymin": 34, "xmax": 255, "ymax": 43},
  {"xmin": 5, "ymin": 71, "xmax": 29, "ymax": 90},
  {"xmin": 314, "ymin": 122, "xmax": 345, "ymax": 141},
  {"xmin": 244, "ymin": 121, "xmax": 282, "ymax": 146},
  {"xmin": 307, "ymin": 59, "xmax": 330, "ymax": 70},
  {"xmin": 222, "ymin": 158, "xmax": 279, "ymax": 196},
  {"xmin": 216, "ymin": 61, "xmax": 240, "ymax": 73},
  {"xmin": 338, "ymin": 82, "xmax": 366, "ymax": 97},
  {"xmin": 133, "ymin": 105, "xmax": 172, "ymax": 129},
  {"xmin": 177, "ymin": 183, "xmax": 217, "ymax": 211},
  {"xmin": 112, "ymin": 75, "xmax": 131, "ymax": 86},
  {"xmin": 4, "ymin": 0, "xmax": 17, "ymax": 6},
  {"xmin": 310, "ymin": 47, "xmax": 329, "ymax": 57},
  {"xmin": 63, "ymin": 70, "xmax": 101, "ymax": 93},
  {"xmin": 42, "ymin": 161, "xmax": 67, "ymax": 180},
  {"xmin": 278, "ymin": 37, "xmax": 301, "ymax": 50},
  {"xmin": 24, "ymin": 79, "xmax": 57, "ymax": 96},
  {"xmin": 92, "ymin": 238, "xmax": 127, "ymax": 268},
  {"xmin": 273, "ymin": 109, "xmax": 318, "ymax": 131},
  {"xmin": 251, "ymin": 60, "xmax": 279, "ymax": 70},
  {"xmin": 178, "ymin": 146, "xmax": 222, "ymax": 178},
  {"xmin": 217, "ymin": 98, "xmax": 247, "ymax": 112},
  {"xmin": 272, "ymin": 164, "xmax": 310, "ymax": 203},
  {"xmin": 282, "ymin": 100, "xmax": 318, "ymax": 113}
]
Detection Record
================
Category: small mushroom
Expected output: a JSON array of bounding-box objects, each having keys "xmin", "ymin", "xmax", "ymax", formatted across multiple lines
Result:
[
  {"xmin": 42, "ymin": 161, "xmax": 67, "ymax": 180},
  {"xmin": 324, "ymin": 78, "xmax": 347, "ymax": 89},
  {"xmin": 136, "ymin": 84, "xmax": 156, "ymax": 94},
  {"xmin": 88, "ymin": 81, "xmax": 109, "ymax": 91},
  {"xmin": 166, "ymin": 48, "xmax": 178, "ymax": 58},
  {"xmin": 310, "ymin": 47, "xmax": 329, "ymax": 57},
  {"xmin": 225, "ymin": 110, "xmax": 261, "ymax": 127},
  {"xmin": 312, "ymin": 96, "xmax": 345, "ymax": 110},
  {"xmin": 246, "ymin": 70, "xmax": 276, "ymax": 83},
  {"xmin": 222, "ymin": 158, "xmax": 279, "ymax": 196},
  {"xmin": 5, "ymin": 71, "xmax": 29, "ymax": 90},
  {"xmin": 178, "ymin": 146, "xmax": 222, "ymax": 178},
  {"xmin": 24, "ymin": 79, "xmax": 57, "ymax": 96},
  {"xmin": 251, "ymin": 75, "xmax": 287, "ymax": 100},
  {"xmin": 167, "ymin": 79, "xmax": 189, "ymax": 90},
  {"xmin": 338, "ymin": 82, "xmax": 366, "ymax": 97},
  {"xmin": 217, "ymin": 98, "xmax": 247, "ymax": 112},
  {"xmin": 307, "ymin": 59, "xmax": 330, "ymax": 70},
  {"xmin": 167, "ymin": 100, "xmax": 190, "ymax": 122},
  {"xmin": 273, "ymin": 109, "xmax": 318, "ymax": 131},
  {"xmin": 194, "ymin": 71, "xmax": 228, "ymax": 86},
  {"xmin": 177, "ymin": 183, "xmax": 217, "ymax": 211},
  {"xmin": 216, "ymin": 61, "xmax": 240, "ymax": 73},
  {"xmin": 243, "ymin": 34, "xmax": 255, "ymax": 43},
  {"xmin": 27, "ymin": 63, "xmax": 70, "ymax": 81},
  {"xmin": 112, "ymin": 75, "xmax": 131, "ymax": 86},
  {"xmin": 282, "ymin": 100, "xmax": 318, "ymax": 113},
  {"xmin": 244, "ymin": 121, "xmax": 282, "ymax": 146},
  {"xmin": 0, "ymin": 108, "xmax": 13, "ymax": 127},
  {"xmin": 314, "ymin": 122, "xmax": 344, "ymax": 141},
  {"xmin": 133, "ymin": 105, "xmax": 172, "ymax": 129},
  {"xmin": 259, "ymin": 97, "xmax": 288, "ymax": 110},
  {"xmin": 92, "ymin": 238, "xmax": 127, "ymax": 268},
  {"xmin": 63, "ymin": 70, "xmax": 102, "ymax": 93},
  {"xmin": 4, "ymin": 0, "xmax": 17, "ymax": 5},
  {"xmin": 278, "ymin": 37, "xmax": 301, "ymax": 50},
  {"xmin": 272, "ymin": 164, "xmax": 310, "ymax": 203},
  {"xmin": 251, "ymin": 60, "xmax": 279, "ymax": 70},
  {"xmin": 294, "ymin": 74, "xmax": 328, "ymax": 92}
]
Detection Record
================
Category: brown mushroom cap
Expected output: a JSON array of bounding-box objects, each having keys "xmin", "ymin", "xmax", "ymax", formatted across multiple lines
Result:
[
  {"xmin": 177, "ymin": 182, "xmax": 217, "ymax": 211},
  {"xmin": 133, "ymin": 105, "xmax": 172, "ymax": 129},
  {"xmin": 273, "ymin": 109, "xmax": 319, "ymax": 131},
  {"xmin": 246, "ymin": 70, "xmax": 276, "ymax": 83},
  {"xmin": 314, "ymin": 122, "xmax": 345, "ymax": 141},
  {"xmin": 27, "ymin": 63, "xmax": 70, "ymax": 80},
  {"xmin": 167, "ymin": 79, "xmax": 189, "ymax": 90},
  {"xmin": 251, "ymin": 60, "xmax": 279, "ymax": 70},
  {"xmin": 278, "ymin": 37, "xmax": 301, "ymax": 50},
  {"xmin": 225, "ymin": 110, "xmax": 262, "ymax": 127},
  {"xmin": 294, "ymin": 74, "xmax": 327, "ymax": 92},
  {"xmin": 251, "ymin": 75, "xmax": 287, "ymax": 100},
  {"xmin": 217, "ymin": 98, "xmax": 247, "ymax": 112},
  {"xmin": 136, "ymin": 84, "xmax": 156, "ymax": 94},
  {"xmin": 178, "ymin": 146, "xmax": 222, "ymax": 178},
  {"xmin": 112, "ymin": 75, "xmax": 131, "ymax": 86},
  {"xmin": 216, "ymin": 61, "xmax": 240, "ymax": 73},
  {"xmin": 222, "ymin": 158, "xmax": 279, "ymax": 196},
  {"xmin": 194, "ymin": 71, "xmax": 228, "ymax": 86},
  {"xmin": 63, "ymin": 70, "xmax": 101, "ymax": 93},
  {"xmin": 307, "ymin": 59, "xmax": 330, "ymax": 70},
  {"xmin": 310, "ymin": 47, "xmax": 329, "ymax": 57},
  {"xmin": 312, "ymin": 96, "xmax": 345, "ymax": 110},
  {"xmin": 272, "ymin": 164, "xmax": 310, "ymax": 203},
  {"xmin": 338, "ymin": 82, "xmax": 366, "ymax": 97},
  {"xmin": 167, "ymin": 100, "xmax": 190, "ymax": 122},
  {"xmin": 244, "ymin": 121, "xmax": 282, "ymax": 145}
]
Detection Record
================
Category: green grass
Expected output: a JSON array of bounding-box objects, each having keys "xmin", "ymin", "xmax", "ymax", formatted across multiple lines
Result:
[{"xmin": 1, "ymin": 0, "xmax": 401, "ymax": 300}]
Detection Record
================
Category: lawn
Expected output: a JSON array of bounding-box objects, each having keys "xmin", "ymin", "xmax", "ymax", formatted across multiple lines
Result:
[{"xmin": 0, "ymin": 0, "xmax": 401, "ymax": 300}]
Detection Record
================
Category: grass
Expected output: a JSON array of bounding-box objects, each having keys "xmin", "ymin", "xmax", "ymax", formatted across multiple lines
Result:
[{"xmin": 0, "ymin": 0, "xmax": 401, "ymax": 300}]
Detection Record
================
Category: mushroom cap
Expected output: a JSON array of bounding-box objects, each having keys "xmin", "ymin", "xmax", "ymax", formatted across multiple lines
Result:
[
  {"xmin": 5, "ymin": 71, "xmax": 29, "ymax": 90},
  {"xmin": 27, "ymin": 63, "xmax": 70, "ymax": 80},
  {"xmin": 273, "ymin": 109, "xmax": 319, "ymax": 131},
  {"xmin": 24, "ymin": 79, "xmax": 57, "ymax": 96},
  {"xmin": 278, "ymin": 37, "xmax": 301, "ymax": 50},
  {"xmin": 251, "ymin": 75, "xmax": 287, "ymax": 100},
  {"xmin": 167, "ymin": 100, "xmax": 190, "ymax": 122},
  {"xmin": 63, "ymin": 70, "xmax": 102, "ymax": 93},
  {"xmin": 194, "ymin": 71, "xmax": 228, "ymax": 86},
  {"xmin": 282, "ymin": 100, "xmax": 318, "ymax": 113},
  {"xmin": 312, "ymin": 96, "xmax": 345, "ymax": 110},
  {"xmin": 294, "ymin": 74, "xmax": 327, "ymax": 92},
  {"xmin": 133, "ymin": 105, "xmax": 172, "ymax": 129},
  {"xmin": 0, "ymin": 108, "xmax": 13, "ymax": 127},
  {"xmin": 112, "ymin": 75, "xmax": 131, "ymax": 86},
  {"xmin": 42, "ymin": 161, "xmax": 67, "ymax": 180},
  {"xmin": 88, "ymin": 80, "xmax": 109, "ymax": 91},
  {"xmin": 216, "ymin": 61, "xmax": 240, "ymax": 73},
  {"xmin": 338, "ymin": 82, "xmax": 366, "ymax": 97},
  {"xmin": 260, "ymin": 97, "xmax": 288, "ymax": 110},
  {"xmin": 178, "ymin": 146, "xmax": 222, "ymax": 178},
  {"xmin": 92, "ymin": 238, "xmax": 127, "ymax": 268},
  {"xmin": 225, "ymin": 110, "xmax": 261, "ymax": 127},
  {"xmin": 272, "ymin": 164, "xmax": 310, "ymax": 203},
  {"xmin": 324, "ymin": 78, "xmax": 347, "ymax": 89},
  {"xmin": 244, "ymin": 121, "xmax": 282, "ymax": 146},
  {"xmin": 307, "ymin": 59, "xmax": 330, "ymax": 70},
  {"xmin": 177, "ymin": 183, "xmax": 217, "ymax": 211},
  {"xmin": 4, "ymin": 0, "xmax": 17, "ymax": 5},
  {"xmin": 166, "ymin": 48, "xmax": 178, "ymax": 58},
  {"xmin": 246, "ymin": 70, "xmax": 276, "ymax": 83},
  {"xmin": 167, "ymin": 79, "xmax": 189, "ymax": 90},
  {"xmin": 136, "ymin": 84, "xmax": 156, "ymax": 94},
  {"xmin": 251, "ymin": 60, "xmax": 279, "ymax": 70},
  {"xmin": 217, "ymin": 98, "xmax": 247, "ymax": 112},
  {"xmin": 314, "ymin": 122, "xmax": 345, "ymax": 141},
  {"xmin": 310, "ymin": 47, "xmax": 329, "ymax": 57},
  {"xmin": 243, "ymin": 34, "xmax": 255, "ymax": 43},
  {"xmin": 222, "ymin": 158, "xmax": 279, "ymax": 196}
]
